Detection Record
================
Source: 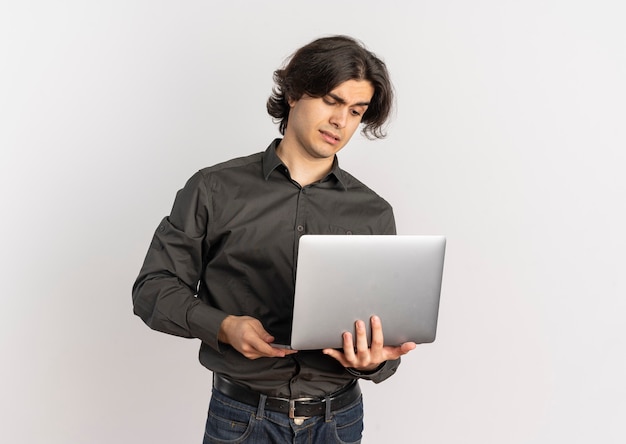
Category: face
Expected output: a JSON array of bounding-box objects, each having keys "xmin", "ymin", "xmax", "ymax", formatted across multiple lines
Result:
[{"xmin": 283, "ymin": 79, "xmax": 374, "ymax": 161}]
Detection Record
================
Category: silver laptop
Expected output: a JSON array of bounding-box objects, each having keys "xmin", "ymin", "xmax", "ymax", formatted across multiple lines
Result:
[{"xmin": 288, "ymin": 235, "xmax": 446, "ymax": 350}]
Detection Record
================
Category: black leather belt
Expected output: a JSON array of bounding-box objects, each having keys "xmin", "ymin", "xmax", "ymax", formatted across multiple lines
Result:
[{"xmin": 213, "ymin": 374, "xmax": 361, "ymax": 419}]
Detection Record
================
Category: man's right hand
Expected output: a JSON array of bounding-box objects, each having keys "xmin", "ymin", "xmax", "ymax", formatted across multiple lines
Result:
[{"xmin": 218, "ymin": 315, "xmax": 298, "ymax": 359}]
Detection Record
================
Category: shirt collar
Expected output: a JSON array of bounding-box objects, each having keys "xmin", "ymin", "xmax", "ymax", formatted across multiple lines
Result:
[
  {"xmin": 262, "ymin": 138, "xmax": 348, "ymax": 191},
  {"xmin": 262, "ymin": 139, "xmax": 285, "ymax": 180}
]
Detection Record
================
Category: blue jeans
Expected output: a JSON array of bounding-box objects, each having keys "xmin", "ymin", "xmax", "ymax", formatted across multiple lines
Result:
[{"xmin": 203, "ymin": 387, "xmax": 364, "ymax": 444}]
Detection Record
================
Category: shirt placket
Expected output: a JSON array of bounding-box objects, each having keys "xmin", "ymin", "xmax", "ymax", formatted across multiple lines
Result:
[
  {"xmin": 289, "ymin": 185, "xmax": 311, "ymax": 397},
  {"xmin": 292, "ymin": 186, "xmax": 310, "ymax": 283}
]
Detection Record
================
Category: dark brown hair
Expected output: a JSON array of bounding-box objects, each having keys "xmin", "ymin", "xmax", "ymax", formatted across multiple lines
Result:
[{"xmin": 267, "ymin": 35, "xmax": 394, "ymax": 139}]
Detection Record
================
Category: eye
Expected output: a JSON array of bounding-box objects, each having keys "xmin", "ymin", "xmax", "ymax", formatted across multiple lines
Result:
[
  {"xmin": 323, "ymin": 97, "xmax": 336, "ymax": 106},
  {"xmin": 350, "ymin": 109, "xmax": 362, "ymax": 117}
]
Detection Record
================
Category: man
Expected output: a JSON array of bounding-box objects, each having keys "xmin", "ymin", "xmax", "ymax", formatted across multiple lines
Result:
[{"xmin": 133, "ymin": 35, "xmax": 416, "ymax": 443}]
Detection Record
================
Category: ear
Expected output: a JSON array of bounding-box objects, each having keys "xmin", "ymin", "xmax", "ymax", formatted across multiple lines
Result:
[{"xmin": 287, "ymin": 92, "xmax": 303, "ymax": 108}]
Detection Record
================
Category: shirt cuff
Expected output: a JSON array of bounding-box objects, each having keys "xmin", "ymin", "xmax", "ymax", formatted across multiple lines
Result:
[
  {"xmin": 187, "ymin": 301, "xmax": 228, "ymax": 352},
  {"xmin": 345, "ymin": 358, "xmax": 401, "ymax": 383}
]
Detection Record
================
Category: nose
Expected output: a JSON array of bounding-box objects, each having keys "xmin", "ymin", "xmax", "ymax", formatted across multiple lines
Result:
[{"xmin": 329, "ymin": 108, "xmax": 348, "ymax": 129}]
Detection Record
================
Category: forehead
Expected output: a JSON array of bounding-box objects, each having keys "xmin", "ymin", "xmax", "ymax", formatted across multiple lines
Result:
[{"xmin": 328, "ymin": 79, "xmax": 374, "ymax": 104}]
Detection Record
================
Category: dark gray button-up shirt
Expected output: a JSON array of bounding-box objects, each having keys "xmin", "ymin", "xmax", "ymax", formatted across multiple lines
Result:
[{"xmin": 133, "ymin": 139, "xmax": 401, "ymax": 397}]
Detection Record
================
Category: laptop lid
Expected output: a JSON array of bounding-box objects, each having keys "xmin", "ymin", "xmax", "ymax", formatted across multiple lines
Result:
[{"xmin": 289, "ymin": 235, "xmax": 446, "ymax": 350}]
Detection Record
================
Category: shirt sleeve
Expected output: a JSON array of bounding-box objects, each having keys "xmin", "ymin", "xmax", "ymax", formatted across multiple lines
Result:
[
  {"xmin": 132, "ymin": 171, "xmax": 227, "ymax": 350},
  {"xmin": 379, "ymin": 201, "xmax": 397, "ymax": 235}
]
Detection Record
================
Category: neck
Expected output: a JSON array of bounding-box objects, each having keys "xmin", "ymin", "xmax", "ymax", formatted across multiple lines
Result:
[{"xmin": 275, "ymin": 140, "xmax": 334, "ymax": 187}]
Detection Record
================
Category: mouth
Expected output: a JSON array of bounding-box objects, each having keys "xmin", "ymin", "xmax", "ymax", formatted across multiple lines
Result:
[{"xmin": 320, "ymin": 130, "xmax": 341, "ymax": 144}]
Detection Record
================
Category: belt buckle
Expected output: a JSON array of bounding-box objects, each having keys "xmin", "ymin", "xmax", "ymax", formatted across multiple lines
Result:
[{"xmin": 289, "ymin": 397, "xmax": 313, "ymax": 425}]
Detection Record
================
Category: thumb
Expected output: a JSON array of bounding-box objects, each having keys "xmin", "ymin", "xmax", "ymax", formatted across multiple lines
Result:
[{"xmin": 251, "ymin": 321, "xmax": 274, "ymax": 343}]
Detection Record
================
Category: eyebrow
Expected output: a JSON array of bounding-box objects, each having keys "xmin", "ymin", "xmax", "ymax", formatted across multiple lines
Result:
[{"xmin": 327, "ymin": 92, "xmax": 370, "ymax": 107}]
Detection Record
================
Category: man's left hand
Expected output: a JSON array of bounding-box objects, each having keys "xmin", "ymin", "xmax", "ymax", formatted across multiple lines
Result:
[{"xmin": 323, "ymin": 315, "xmax": 416, "ymax": 372}]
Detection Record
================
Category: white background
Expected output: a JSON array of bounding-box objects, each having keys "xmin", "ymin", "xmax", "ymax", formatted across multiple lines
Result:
[{"xmin": 1, "ymin": 1, "xmax": 625, "ymax": 443}]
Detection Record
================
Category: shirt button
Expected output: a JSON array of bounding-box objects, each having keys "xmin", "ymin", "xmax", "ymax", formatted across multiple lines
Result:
[
  {"xmin": 297, "ymin": 225, "xmax": 304, "ymax": 232},
  {"xmin": 158, "ymin": 225, "xmax": 165, "ymax": 232}
]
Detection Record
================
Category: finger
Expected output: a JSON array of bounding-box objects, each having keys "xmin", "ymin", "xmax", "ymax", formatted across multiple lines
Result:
[
  {"xmin": 254, "ymin": 337, "xmax": 298, "ymax": 358},
  {"xmin": 251, "ymin": 321, "xmax": 275, "ymax": 344},
  {"xmin": 238, "ymin": 337, "xmax": 269, "ymax": 359},
  {"xmin": 354, "ymin": 319, "xmax": 370, "ymax": 352},
  {"xmin": 342, "ymin": 331, "xmax": 356, "ymax": 361},
  {"xmin": 281, "ymin": 348, "xmax": 299, "ymax": 355},
  {"xmin": 369, "ymin": 315, "xmax": 384, "ymax": 351},
  {"xmin": 246, "ymin": 321, "xmax": 287, "ymax": 357},
  {"xmin": 380, "ymin": 342, "xmax": 417, "ymax": 361},
  {"xmin": 269, "ymin": 344, "xmax": 299, "ymax": 356},
  {"xmin": 238, "ymin": 327, "xmax": 282, "ymax": 359},
  {"xmin": 400, "ymin": 341, "xmax": 417, "ymax": 354}
]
